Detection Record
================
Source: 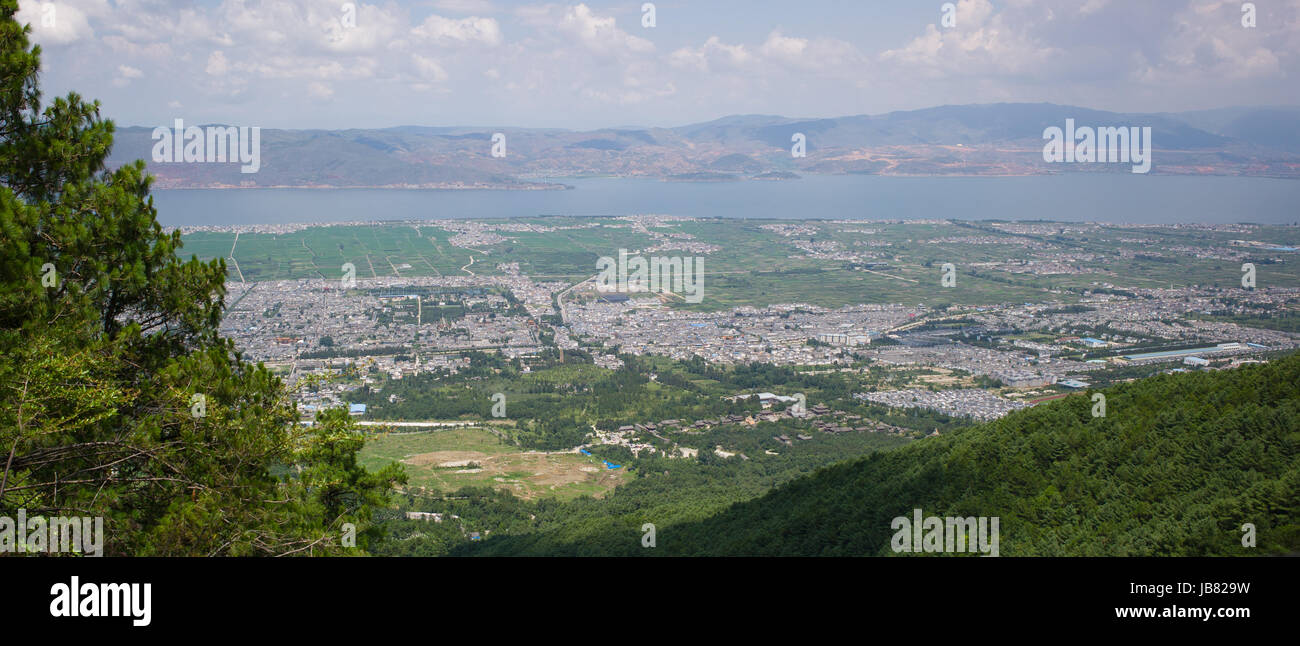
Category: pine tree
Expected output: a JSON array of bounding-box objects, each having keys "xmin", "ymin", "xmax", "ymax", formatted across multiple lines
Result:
[{"xmin": 0, "ymin": 1, "xmax": 403, "ymax": 556}]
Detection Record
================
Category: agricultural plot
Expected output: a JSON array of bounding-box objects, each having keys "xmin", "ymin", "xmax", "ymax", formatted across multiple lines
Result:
[
  {"xmin": 179, "ymin": 218, "xmax": 1300, "ymax": 307},
  {"xmin": 358, "ymin": 426, "xmax": 628, "ymax": 501}
]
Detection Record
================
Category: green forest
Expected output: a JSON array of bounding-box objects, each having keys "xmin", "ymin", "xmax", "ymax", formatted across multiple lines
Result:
[
  {"xmin": 442, "ymin": 352, "xmax": 1300, "ymax": 556},
  {"xmin": 351, "ymin": 352, "xmax": 964, "ymax": 451},
  {"xmin": 0, "ymin": 2, "xmax": 403, "ymax": 556}
]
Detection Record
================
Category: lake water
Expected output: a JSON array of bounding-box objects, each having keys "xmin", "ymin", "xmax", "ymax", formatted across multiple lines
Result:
[{"xmin": 151, "ymin": 174, "xmax": 1300, "ymax": 227}]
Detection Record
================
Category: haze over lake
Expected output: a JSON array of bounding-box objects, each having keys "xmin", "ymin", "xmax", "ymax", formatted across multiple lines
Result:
[{"xmin": 153, "ymin": 174, "xmax": 1300, "ymax": 227}]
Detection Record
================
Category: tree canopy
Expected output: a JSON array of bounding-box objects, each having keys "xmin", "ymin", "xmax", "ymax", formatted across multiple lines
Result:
[
  {"xmin": 459, "ymin": 353, "xmax": 1300, "ymax": 556},
  {"xmin": 0, "ymin": 1, "xmax": 403, "ymax": 556}
]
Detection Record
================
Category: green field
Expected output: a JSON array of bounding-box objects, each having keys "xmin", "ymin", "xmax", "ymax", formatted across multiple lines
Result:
[
  {"xmin": 358, "ymin": 425, "xmax": 628, "ymax": 501},
  {"xmin": 181, "ymin": 217, "xmax": 1300, "ymax": 310}
]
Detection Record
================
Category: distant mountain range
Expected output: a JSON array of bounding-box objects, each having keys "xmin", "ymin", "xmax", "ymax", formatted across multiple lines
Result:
[{"xmin": 107, "ymin": 103, "xmax": 1300, "ymax": 189}]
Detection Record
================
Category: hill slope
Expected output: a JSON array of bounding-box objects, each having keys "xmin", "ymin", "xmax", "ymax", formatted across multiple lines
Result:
[
  {"xmin": 109, "ymin": 103, "xmax": 1300, "ymax": 188},
  {"xmin": 468, "ymin": 353, "xmax": 1300, "ymax": 556}
]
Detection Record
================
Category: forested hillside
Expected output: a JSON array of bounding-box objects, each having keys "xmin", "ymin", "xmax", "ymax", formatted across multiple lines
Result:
[
  {"xmin": 0, "ymin": 2, "xmax": 402, "ymax": 556},
  {"xmin": 464, "ymin": 353, "xmax": 1300, "ymax": 556}
]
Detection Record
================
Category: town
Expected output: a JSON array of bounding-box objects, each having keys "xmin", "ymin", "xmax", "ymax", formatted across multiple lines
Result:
[{"xmin": 205, "ymin": 217, "xmax": 1299, "ymax": 428}]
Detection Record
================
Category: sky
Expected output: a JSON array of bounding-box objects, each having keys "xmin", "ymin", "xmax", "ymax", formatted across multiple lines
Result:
[{"xmin": 16, "ymin": 0, "xmax": 1300, "ymax": 130}]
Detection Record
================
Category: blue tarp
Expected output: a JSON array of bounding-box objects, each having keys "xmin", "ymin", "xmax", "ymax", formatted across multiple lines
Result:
[
  {"xmin": 579, "ymin": 449, "xmax": 591, "ymax": 456},
  {"xmin": 602, "ymin": 461, "xmax": 622, "ymax": 470}
]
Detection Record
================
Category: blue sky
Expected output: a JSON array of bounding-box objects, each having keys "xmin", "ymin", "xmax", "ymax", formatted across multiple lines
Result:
[{"xmin": 18, "ymin": 0, "xmax": 1300, "ymax": 130}]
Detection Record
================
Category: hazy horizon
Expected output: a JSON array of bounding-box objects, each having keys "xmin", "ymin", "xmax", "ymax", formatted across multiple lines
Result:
[{"xmin": 107, "ymin": 101, "xmax": 1300, "ymax": 132}]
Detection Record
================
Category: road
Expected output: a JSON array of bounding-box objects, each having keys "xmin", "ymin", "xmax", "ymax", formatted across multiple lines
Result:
[
  {"xmin": 554, "ymin": 273, "xmax": 600, "ymax": 325},
  {"xmin": 881, "ymin": 306, "xmax": 1014, "ymax": 335}
]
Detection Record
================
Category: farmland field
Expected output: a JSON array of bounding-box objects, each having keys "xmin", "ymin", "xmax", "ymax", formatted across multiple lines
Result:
[
  {"xmin": 180, "ymin": 217, "xmax": 1300, "ymax": 310},
  {"xmin": 358, "ymin": 425, "xmax": 628, "ymax": 501}
]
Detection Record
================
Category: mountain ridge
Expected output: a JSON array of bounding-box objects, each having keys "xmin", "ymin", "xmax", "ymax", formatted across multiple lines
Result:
[{"xmin": 107, "ymin": 103, "xmax": 1300, "ymax": 188}]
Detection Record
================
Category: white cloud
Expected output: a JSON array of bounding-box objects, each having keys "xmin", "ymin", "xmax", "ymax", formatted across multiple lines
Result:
[
  {"xmin": 17, "ymin": 0, "xmax": 94, "ymax": 45},
  {"xmin": 759, "ymin": 32, "xmax": 807, "ymax": 63},
  {"xmin": 1079, "ymin": 0, "xmax": 1111, "ymax": 16},
  {"xmin": 670, "ymin": 36, "xmax": 752, "ymax": 71},
  {"xmin": 433, "ymin": 0, "xmax": 496, "ymax": 13},
  {"xmin": 758, "ymin": 30, "xmax": 863, "ymax": 73},
  {"xmin": 205, "ymin": 51, "xmax": 230, "ymax": 77},
  {"xmin": 13, "ymin": 0, "xmax": 1300, "ymax": 129},
  {"xmin": 558, "ymin": 4, "xmax": 653, "ymax": 56},
  {"xmin": 880, "ymin": 0, "xmax": 1062, "ymax": 77},
  {"xmin": 412, "ymin": 14, "xmax": 503, "ymax": 46},
  {"xmin": 111, "ymin": 64, "xmax": 142, "ymax": 87},
  {"xmin": 324, "ymin": 3, "xmax": 406, "ymax": 54},
  {"xmin": 1134, "ymin": 0, "xmax": 1290, "ymax": 83},
  {"xmin": 411, "ymin": 54, "xmax": 450, "ymax": 82}
]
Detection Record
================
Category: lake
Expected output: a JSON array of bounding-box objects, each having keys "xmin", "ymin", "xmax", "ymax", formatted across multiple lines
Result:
[{"xmin": 151, "ymin": 174, "xmax": 1300, "ymax": 227}]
